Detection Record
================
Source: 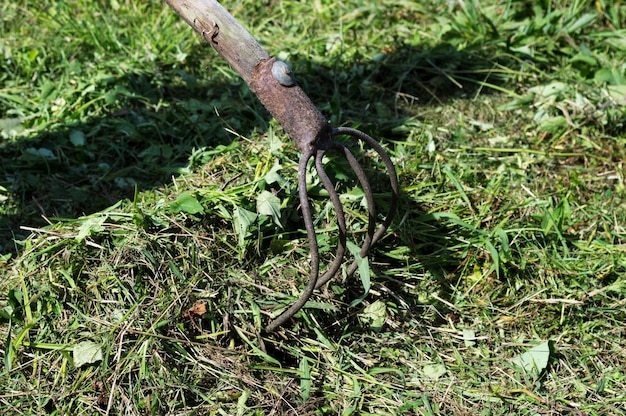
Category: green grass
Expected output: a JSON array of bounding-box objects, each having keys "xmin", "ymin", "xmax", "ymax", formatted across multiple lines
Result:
[{"xmin": 1, "ymin": 0, "xmax": 626, "ymax": 414}]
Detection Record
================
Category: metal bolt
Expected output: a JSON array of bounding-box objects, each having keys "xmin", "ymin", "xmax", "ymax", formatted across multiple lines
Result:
[{"xmin": 271, "ymin": 60, "xmax": 296, "ymax": 87}]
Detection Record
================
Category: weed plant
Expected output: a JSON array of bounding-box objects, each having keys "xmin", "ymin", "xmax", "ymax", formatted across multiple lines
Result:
[{"xmin": 1, "ymin": 0, "xmax": 625, "ymax": 414}]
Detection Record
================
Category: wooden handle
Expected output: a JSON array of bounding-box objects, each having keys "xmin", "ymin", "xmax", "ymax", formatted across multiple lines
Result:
[
  {"xmin": 164, "ymin": 0, "xmax": 269, "ymax": 85},
  {"xmin": 165, "ymin": 0, "xmax": 330, "ymax": 151}
]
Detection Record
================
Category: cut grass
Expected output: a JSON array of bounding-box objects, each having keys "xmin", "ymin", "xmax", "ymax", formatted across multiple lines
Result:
[{"xmin": 2, "ymin": 0, "xmax": 626, "ymax": 414}]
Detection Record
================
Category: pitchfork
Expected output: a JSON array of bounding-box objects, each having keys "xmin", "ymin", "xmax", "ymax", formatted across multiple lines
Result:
[{"xmin": 165, "ymin": 0, "xmax": 399, "ymax": 331}]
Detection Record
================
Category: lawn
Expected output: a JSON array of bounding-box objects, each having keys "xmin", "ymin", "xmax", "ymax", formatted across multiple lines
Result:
[{"xmin": 1, "ymin": 0, "xmax": 625, "ymax": 414}]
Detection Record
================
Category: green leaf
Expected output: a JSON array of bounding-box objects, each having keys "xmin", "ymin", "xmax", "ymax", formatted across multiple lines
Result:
[
  {"xmin": 0, "ymin": 117, "xmax": 24, "ymax": 135},
  {"xmin": 563, "ymin": 13, "xmax": 596, "ymax": 34},
  {"xmin": 267, "ymin": 127, "xmax": 284, "ymax": 155},
  {"xmin": 511, "ymin": 341, "xmax": 553, "ymax": 378},
  {"xmin": 0, "ymin": 305, "xmax": 14, "ymax": 320},
  {"xmin": 360, "ymin": 300, "xmax": 387, "ymax": 330},
  {"xmin": 485, "ymin": 239, "xmax": 500, "ymax": 279},
  {"xmin": 422, "ymin": 363, "xmax": 447, "ymax": 380},
  {"xmin": 26, "ymin": 48, "xmax": 38, "ymax": 63},
  {"xmin": 73, "ymin": 341, "xmax": 103, "ymax": 367},
  {"xmin": 233, "ymin": 325, "xmax": 280, "ymax": 366},
  {"xmin": 4, "ymin": 330, "xmax": 14, "ymax": 372},
  {"xmin": 76, "ymin": 216, "xmax": 106, "ymax": 241},
  {"xmin": 236, "ymin": 389, "xmax": 251, "ymax": 416},
  {"xmin": 25, "ymin": 147, "xmax": 56, "ymax": 160},
  {"xmin": 264, "ymin": 161, "xmax": 286, "ymax": 187},
  {"xmin": 569, "ymin": 51, "xmax": 597, "ymax": 67},
  {"xmin": 348, "ymin": 241, "xmax": 370, "ymax": 307},
  {"xmin": 299, "ymin": 357, "xmax": 311, "ymax": 401},
  {"xmin": 69, "ymin": 129, "xmax": 86, "ymax": 147},
  {"xmin": 607, "ymin": 85, "xmax": 626, "ymax": 105},
  {"xmin": 233, "ymin": 206, "xmax": 258, "ymax": 250},
  {"xmin": 170, "ymin": 191, "xmax": 204, "ymax": 215},
  {"xmin": 462, "ymin": 328, "xmax": 476, "ymax": 347},
  {"xmin": 256, "ymin": 190, "xmax": 281, "ymax": 226},
  {"xmin": 594, "ymin": 68, "xmax": 626, "ymax": 86}
]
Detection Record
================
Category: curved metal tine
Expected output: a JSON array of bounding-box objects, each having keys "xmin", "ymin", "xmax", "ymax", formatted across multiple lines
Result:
[
  {"xmin": 313, "ymin": 147, "xmax": 348, "ymax": 289},
  {"xmin": 265, "ymin": 149, "xmax": 320, "ymax": 331},
  {"xmin": 314, "ymin": 141, "xmax": 377, "ymax": 288},
  {"xmin": 266, "ymin": 128, "xmax": 398, "ymax": 331},
  {"xmin": 266, "ymin": 146, "xmax": 351, "ymax": 330},
  {"xmin": 332, "ymin": 127, "xmax": 399, "ymax": 277}
]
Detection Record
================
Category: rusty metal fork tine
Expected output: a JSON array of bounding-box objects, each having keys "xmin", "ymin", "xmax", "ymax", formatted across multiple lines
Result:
[
  {"xmin": 332, "ymin": 127, "xmax": 399, "ymax": 276},
  {"xmin": 266, "ymin": 148, "xmax": 320, "ymax": 331},
  {"xmin": 266, "ymin": 146, "xmax": 350, "ymax": 330},
  {"xmin": 313, "ymin": 148, "xmax": 348, "ymax": 289},
  {"xmin": 333, "ymin": 128, "xmax": 399, "ymax": 233},
  {"xmin": 314, "ymin": 140, "xmax": 377, "ymax": 288},
  {"xmin": 266, "ymin": 128, "xmax": 398, "ymax": 330}
]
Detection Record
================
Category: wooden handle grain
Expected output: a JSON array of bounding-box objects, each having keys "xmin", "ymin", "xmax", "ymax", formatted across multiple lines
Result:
[
  {"xmin": 164, "ymin": 0, "xmax": 269, "ymax": 85},
  {"xmin": 165, "ymin": 0, "xmax": 330, "ymax": 151}
]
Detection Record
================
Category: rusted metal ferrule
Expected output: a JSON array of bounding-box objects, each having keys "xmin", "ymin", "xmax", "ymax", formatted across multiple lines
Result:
[{"xmin": 249, "ymin": 57, "xmax": 331, "ymax": 152}]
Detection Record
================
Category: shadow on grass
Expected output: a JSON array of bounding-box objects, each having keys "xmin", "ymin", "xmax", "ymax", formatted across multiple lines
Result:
[{"xmin": 0, "ymin": 66, "xmax": 255, "ymax": 253}]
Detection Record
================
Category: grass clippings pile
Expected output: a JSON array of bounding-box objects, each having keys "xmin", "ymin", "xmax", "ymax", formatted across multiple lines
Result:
[{"xmin": 1, "ymin": 0, "xmax": 625, "ymax": 414}]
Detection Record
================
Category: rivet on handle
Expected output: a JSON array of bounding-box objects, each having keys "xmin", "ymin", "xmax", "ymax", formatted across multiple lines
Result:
[{"xmin": 271, "ymin": 60, "xmax": 296, "ymax": 87}]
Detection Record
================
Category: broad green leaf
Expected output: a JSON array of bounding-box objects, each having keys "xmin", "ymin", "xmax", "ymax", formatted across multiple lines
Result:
[
  {"xmin": 360, "ymin": 300, "xmax": 387, "ymax": 329},
  {"xmin": 264, "ymin": 161, "xmax": 286, "ymax": 187},
  {"xmin": 462, "ymin": 328, "xmax": 476, "ymax": 347},
  {"xmin": 73, "ymin": 341, "xmax": 103, "ymax": 367},
  {"xmin": 569, "ymin": 51, "xmax": 597, "ymax": 67},
  {"xmin": 510, "ymin": 45, "xmax": 533, "ymax": 57},
  {"xmin": 69, "ymin": 129, "xmax": 86, "ymax": 147},
  {"xmin": 267, "ymin": 129, "xmax": 284, "ymax": 155},
  {"xmin": 170, "ymin": 191, "xmax": 204, "ymax": 215},
  {"xmin": 26, "ymin": 48, "xmax": 38, "ymax": 63},
  {"xmin": 594, "ymin": 68, "xmax": 626, "ymax": 86},
  {"xmin": 538, "ymin": 115, "xmax": 567, "ymax": 134},
  {"xmin": 0, "ymin": 117, "xmax": 24, "ymax": 135},
  {"xmin": 256, "ymin": 190, "xmax": 281, "ymax": 226},
  {"xmin": 0, "ymin": 305, "xmax": 13, "ymax": 320},
  {"xmin": 233, "ymin": 206, "xmax": 258, "ymax": 249},
  {"xmin": 511, "ymin": 341, "xmax": 553, "ymax": 378},
  {"xmin": 528, "ymin": 82, "xmax": 567, "ymax": 99},
  {"xmin": 76, "ymin": 216, "xmax": 106, "ymax": 241},
  {"xmin": 25, "ymin": 147, "xmax": 56, "ymax": 160},
  {"xmin": 422, "ymin": 363, "xmax": 447, "ymax": 380},
  {"xmin": 607, "ymin": 85, "xmax": 626, "ymax": 105}
]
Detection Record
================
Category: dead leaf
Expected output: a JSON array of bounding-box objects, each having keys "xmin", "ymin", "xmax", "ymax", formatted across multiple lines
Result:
[
  {"xmin": 92, "ymin": 380, "xmax": 108, "ymax": 407},
  {"xmin": 182, "ymin": 301, "xmax": 207, "ymax": 320}
]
